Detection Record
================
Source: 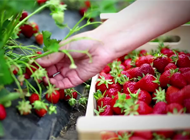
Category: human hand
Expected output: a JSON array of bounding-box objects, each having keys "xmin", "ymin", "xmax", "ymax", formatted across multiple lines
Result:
[{"xmin": 36, "ymin": 31, "xmax": 115, "ymax": 89}]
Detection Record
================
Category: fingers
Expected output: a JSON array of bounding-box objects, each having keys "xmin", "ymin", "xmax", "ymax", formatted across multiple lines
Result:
[
  {"xmin": 36, "ymin": 52, "xmax": 64, "ymax": 67},
  {"xmin": 44, "ymin": 70, "xmax": 84, "ymax": 89}
]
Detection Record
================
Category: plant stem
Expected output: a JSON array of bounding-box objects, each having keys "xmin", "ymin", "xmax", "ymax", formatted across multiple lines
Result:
[
  {"xmin": 63, "ymin": 16, "xmax": 86, "ymax": 40},
  {"xmin": 15, "ymin": 3, "xmax": 49, "ymax": 29},
  {"xmin": 34, "ymin": 50, "xmax": 54, "ymax": 60},
  {"xmin": 60, "ymin": 50, "xmax": 76, "ymax": 67}
]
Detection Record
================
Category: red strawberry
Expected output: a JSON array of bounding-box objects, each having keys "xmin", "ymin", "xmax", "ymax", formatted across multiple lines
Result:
[
  {"xmin": 79, "ymin": 7, "xmax": 87, "ymax": 16},
  {"xmin": 99, "ymin": 72, "xmax": 113, "ymax": 80},
  {"xmin": 45, "ymin": 90, "xmax": 60, "ymax": 104},
  {"xmin": 96, "ymin": 105, "xmax": 113, "ymax": 116},
  {"xmin": 166, "ymin": 86, "xmax": 180, "ymax": 101},
  {"xmin": 170, "ymin": 72, "xmax": 187, "ymax": 89},
  {"xmin": 97, "ymin": 97, "xmax": 112, "ymax": 107},
  {"xmin": 126, "ymin": 67, "xmax": 139, "ymax": 78},
  {"xmin": 105, "ymin": 88, "xmax": 119, "ymax": 98},
  {"xmin": 37, "ymin": 0, "xmax": 47, "ymax": 5},
  {"xmin": 153, "ymin": 56, "xmax": 169, "ymax": 73},
  {"xmin": 123, "ymin": 59, "xmax": 132, "ymax": 70},
  {"xmin": 35, "ymin": 33, "xmax": 43, "ymax": 45},
  {"xmin": 133, "ymin": 131, "xmax": 153, "ymax": 139},
  {"xmin": 154, "ymin": 130, "xmax": 174, "ymax": 139},
  {"xmin": 96, "ymin": 76, "xmax": 113, "ymax": 93},
  {"xmin": 85, "ymin": 0, "xmax": 91, "ymax": 8},
  {"xmin": 20, "ymin": 24, "xmax": 34, "ymax": 38},
  {"xmin": 180, "ymin": 85, "xmax": 190, "ymax": 99},
  {"xmin": 179, "ymin": 67, "xmax": 190, "ymax": 73},
  {"xmin": 112, "ymin": 93, "xmax": 131, "ymax": 115},
  {"xmin": 13, "ymin": 67, "xmax": 19, "ymax": 75},
  {"xmin": 123, "ymin": 81, "xmax": 137, "ymax": 94},
  {"xmin": 183, "ymin": 98, "xmax": 190, "ymax": 113},
  {"xmin": 166, "ymin": 90, "xmax": 184, "ymax": 105},
  {"xmin": 29, "ymin": 93, "xmax": 40, "ymax": 104},
  {"xmin": 177, "ymin": 54, "xmax": 190, "ymax": 68},
  {"xmin": 182, "ymin": 71, "xmax": 190, "ymax": 84},
  {"xmin": 26, "ymin": 63, "xmax": 39, "ymax": 76},
  {"xmin": 64, "ymin": 91, "xmax": 77, "ymax": 100},
  {"xmin": 164, "ymin": 63, "xmax": 177, "ymax": 71},
  {"xmin": 167, "ymin": 103, "xmax": 184, "ymax": 114},
  {"xmin": 160, "ymin": 47, "xmax": 174, "ymax": 57},
  {"xmin": 172, "ymin": 132, "xmax": 190, "ymax": 140},
  {"xmin": 35, "ymin": 108, "xmax": 47, "ymax": 117},
  {"xmin": 121, "ymin": 71, "xmax": 132, "ymax": 79},
  {"xmin": 59, "ymin": 89, "xmax": 65, "ymax": 100},
  {"xmin": 36, "ymin": 51, "xmax": 42, "ymax": 54},
  {"xmin": 139, "ymin": 50, "xmax": 147, "ymax": 56},
  {"xmin": 135, "ymin": 55, "xmax": 153, "ymax": 67},
  {"xmin": 109, "ymin": 83, "xmax": 122, "ymax": 92},
  {"xmin": 30, "ymin": 22, "xmax": 39, "ymax": 34},
  {"xmin": 136, "ymin": 63, "xmax": 155, "ymax": 77},
  {"xmin": 136, "ymin": 74, "xmax": 159, "ymax": 93},
  {"xmin": 101, "ymin": 131, "xmax": 118, "ymax": 140},
  {"xmin": 102, "ymin": 65, "xmax": 111, "ymax": 74},
  {"xmin": 134, "ymin": 89, "xmax": 152, "ymax": 105},
  {"xmin": 0, "ymin": 104, "xmax": 6, "ymax": 120},
  {"xmin": 24, "ymin": 73, "xmax": 30, "ymax": 79},
  {"xmin": 137, "ymin": 101, "xmax": 153, "ymax": 115},
  {"xmin": 20, "ymin": 11, "xmax": 28, "ymax": 21},
  {"xmin": 153, "ymin": 101, "xmax": 167, "ymax": 114},
  {"xmin": 159, "ymin": 70, "xmax": 172, "ymax": 88}
]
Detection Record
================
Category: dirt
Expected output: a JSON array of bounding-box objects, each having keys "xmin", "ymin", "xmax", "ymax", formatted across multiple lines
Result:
[{"xmin": 55, "ymin": 86, "xmax": 90, "ymax": 140}]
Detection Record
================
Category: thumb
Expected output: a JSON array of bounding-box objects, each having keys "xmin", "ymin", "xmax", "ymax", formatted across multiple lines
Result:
[{"xmin": 36, "ymin": 52, "xmax": 64, "ymax": 67}]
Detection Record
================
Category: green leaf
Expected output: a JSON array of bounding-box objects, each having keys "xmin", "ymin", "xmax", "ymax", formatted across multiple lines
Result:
[
  {"xmin": 42, "ymin": 31, "xmax": 60, "ymax": 52},
  {"xmin": 0, "ymin": 50, "xmax": 13, "ymax": 85},
  {"xmin": 0, "ymin": 122, "xmax": 4, "ymax": 137},
  {"xmin": 0, "ymin": 90, "xmax": 20, "ymax": 104}
]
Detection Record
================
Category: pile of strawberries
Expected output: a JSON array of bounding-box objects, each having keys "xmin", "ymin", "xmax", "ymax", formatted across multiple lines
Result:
[
  {"xmin": 94, "ymin": 44, "xmax": 190, "ymax": 116},
  {"xmin": 18, "ymin": 11, "xmax": 43, "ymax": 45},
  {"xmin": 100, "ymin": 129, "xmax": 190, "ymax": 140}
]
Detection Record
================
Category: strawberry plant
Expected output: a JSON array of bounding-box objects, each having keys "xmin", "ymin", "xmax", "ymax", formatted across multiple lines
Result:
[
  {"xmin": 0, "ymin": 0, "xmax": 100, "ymax": 137},
  {"xmin": 94, "ymin": 43, "xmax": 190, "ymax": 117}
]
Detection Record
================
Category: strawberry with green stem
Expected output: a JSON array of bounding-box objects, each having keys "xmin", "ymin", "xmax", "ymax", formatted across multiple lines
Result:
[
  {"xmin": 164, "ymin": 63, "xmax": 177, "ymax": 72},
  {"xmin": 153, "ymin": 53, "xmax": 169, "ymax": 73},
  {"xmin": 135, "ymin": 74, "xmax": 159, "ymax": 93},
  {"xmin": 153, "ymin": 101, "xmax": 167, "ymax": 114},
  {"xmin": 170, "ymin": 72, "xmax": 187, "ymax": 89},
  {"xmin": 33, "ymin": 100, "xmax": 48, "ymax": 117},
  {"xmin": 17, "ymin": 100, "xmax": 32, "ymax": 115},
  {"xmin": 159, "ymin": 42, "xmax": 174, "ymax": 57},
  {"xmin": 112, "ymin": 92, "xmax": 131, "ymax": 115},
  {"xmin": 167, "ymin": 103, "xmax": 185, "ymax": 114},
  {"xmin": 94, "ymin": 90, "xmax": 112, "ymax": 107},
  {"xmin": 96, "ymin": 76, "xmax": 113, "ymax": 93},
  {"xmin": 45, "ymin": 85, "xmax": 60, "ymax": 104},
  {"xmin": 152, "ymin": 87, "xmax": 166, "ymax": 103},
  {"xmin": 177, "ymin": 53, "xmax": 190, "ymax": 68},
  {"xmin": 94, "ymin": 104, "xmax": 113, "ymax": 116},
  {"xmin": 172, "ymin": 131, "xmax": 190, "ymax": 139},
  {"xmin": 159, "ymin": 68, "xmax": 178, "ymax": 88}
]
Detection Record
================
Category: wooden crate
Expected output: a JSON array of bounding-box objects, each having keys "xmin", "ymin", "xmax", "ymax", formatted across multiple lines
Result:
[{"xmin": 76, "ymin": 13, "xmax": 190, "ymax": 140}]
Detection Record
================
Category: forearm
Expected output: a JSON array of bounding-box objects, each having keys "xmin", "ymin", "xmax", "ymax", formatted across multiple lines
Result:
[{"xmin": 94, "ymin": 0, "xmax": 190, "ymax": 60}]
